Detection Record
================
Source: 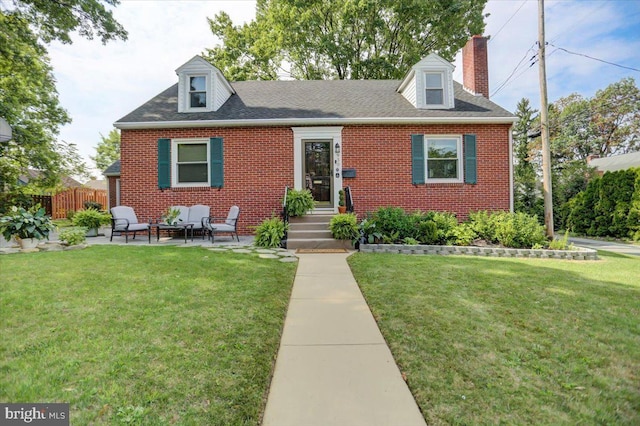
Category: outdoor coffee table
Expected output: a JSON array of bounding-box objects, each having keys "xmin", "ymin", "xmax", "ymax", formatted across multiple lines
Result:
[{"xmin": 151, "ymin": 223, "xmax": 194, "ymax": 243}]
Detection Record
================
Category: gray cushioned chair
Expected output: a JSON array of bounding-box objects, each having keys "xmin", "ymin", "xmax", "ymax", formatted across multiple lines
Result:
[
  {"xmin": 110, "ymin": 206, "xmax": 151, "ymax": 243},
  {"xmin": 204, "ymin": 206, "xmax": 240, "ymax": 243}
]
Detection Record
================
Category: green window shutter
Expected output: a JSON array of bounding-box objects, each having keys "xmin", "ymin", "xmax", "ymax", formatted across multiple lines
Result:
[
  {"xmin": 464, "ymin": 134, "xmax": 477, "ymax": 184},
  {"xmin": 158, "ymin": 138, "xmax": 171, "ymax": 189},
  {"xmin": 411, "ymin": 134, "xmax": 425, "ymax": 184},
  {"xmin": 210, "ymin": 137, "xmax": 223, "ymax": 188}
]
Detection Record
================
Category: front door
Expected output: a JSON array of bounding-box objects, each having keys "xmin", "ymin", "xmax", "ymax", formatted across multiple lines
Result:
[{"xmin": 303, "ymin": 140, "xmax": 333, "ymax": 207}]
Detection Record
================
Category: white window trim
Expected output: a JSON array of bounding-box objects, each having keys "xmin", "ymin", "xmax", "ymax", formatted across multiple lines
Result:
[
  {"xmin": 424, "ymin": 71, "xmax": 446, "ymax": 108},
  {"xmin": 171, "ymin": 138, "xmax": 210, "ymax": 187},
  {"xmin": 185, "ymin": 74, "xmax": 209, "ymax": 112},
  {"xmin": 424, "ymin": 135, "xmax": 463, "ymax": 183}
]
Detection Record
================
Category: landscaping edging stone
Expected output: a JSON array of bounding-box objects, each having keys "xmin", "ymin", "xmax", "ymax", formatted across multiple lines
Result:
[{"xmin": 359, "ymin": 244, "xmax": 598, "ymax": 260}]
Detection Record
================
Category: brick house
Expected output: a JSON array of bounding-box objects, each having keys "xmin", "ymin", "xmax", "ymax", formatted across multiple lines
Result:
[{"xmin": 114, "ymin": 36, "xmax": 515, "ymax": 234}]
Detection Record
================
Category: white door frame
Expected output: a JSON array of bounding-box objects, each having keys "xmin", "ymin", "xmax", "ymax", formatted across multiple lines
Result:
[{"xmin": 292, "ymin": 127, "xmax": 343, "ymax": 212}]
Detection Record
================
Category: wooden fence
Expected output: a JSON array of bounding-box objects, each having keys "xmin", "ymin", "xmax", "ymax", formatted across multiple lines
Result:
[{"xmin": 51, "ymin": 188, "xmax": 108, "ymax": 219}]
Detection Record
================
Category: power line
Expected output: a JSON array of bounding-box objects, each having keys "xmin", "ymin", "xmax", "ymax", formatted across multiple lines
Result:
[
  {"xmin": 548, "ymin": 42, "xmax": 640, "ymax": 73},
  {"xmin": 490, "ymin": 0, "xmax": 528, "ymax": 43},
  {"xmin": 491, "ymin": 42, "xmax": 537, "ymax": 97}
]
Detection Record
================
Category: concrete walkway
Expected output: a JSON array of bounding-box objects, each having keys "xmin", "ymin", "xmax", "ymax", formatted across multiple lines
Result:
[
  {"xmin": 570, "ymin": 237, "xmax": 640, "ymax": 256},
  {"xmin": 262, "ymin": 253, "xmax": 426, "ymax": 426}
]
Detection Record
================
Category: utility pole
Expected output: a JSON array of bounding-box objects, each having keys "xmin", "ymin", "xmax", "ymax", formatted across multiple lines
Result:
[{"xmin": 538, "ymin": 0, "xmax": 554, "ymax": 238}]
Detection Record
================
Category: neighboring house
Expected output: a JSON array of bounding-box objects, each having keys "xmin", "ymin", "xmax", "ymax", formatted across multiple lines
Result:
[
  {"xmin": 588, "ymin": 152, "xmax": 640, "ymax": 175},
  {"xmin": 18, "ymin": 169, "xmax": 83, "ymax": 189},
  {"xmin": 84, "ymin": 178, "xmax": 107, "ymax": 191},
  {"xmin": 114, "ymin": 36, "xmax": 516, "ymax": 234},
  {"xmin": 103, "ymin": 160, "xmax": 121, "ymax": 209}
]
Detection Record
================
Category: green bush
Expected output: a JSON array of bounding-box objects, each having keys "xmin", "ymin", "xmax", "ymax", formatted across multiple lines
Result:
[
  {"xmin": 254, "ymin": 216, "xmax": 288, "ymax": 248},
  {"xmin": 451, "ymin": 223, "xmax": 477, "ymax": 246},
  {"xmin": 357, "ymin": 217, "xmax": 382, "ymax": 244},
  {"xmin": 59, "ymin": 227, "xmax": 87, "ymax": 246},
  {"xmin": 371, "ymin": 207, "xmax": 412, "ymax": 242},
  {"xmin": 468, "ymin": 210, "xmax": 499, "ymax": 243},
  {"xmin": 329, "ymin": 213, "xmax": 358, "ymax": 241},
  {"xmin": 285, "ymin": 189, "xmax": 315, "ymax": 217},
  {"xmin": 72, "ymin": 209, "xmax": 111, "ymax": 229},
  {"xmin": 0, "ymin": 205, "xmax": 55, "ymax": 241},
  {"xmin": 493, "ymin": 212, "xmax": 546, "ymax": 248}
]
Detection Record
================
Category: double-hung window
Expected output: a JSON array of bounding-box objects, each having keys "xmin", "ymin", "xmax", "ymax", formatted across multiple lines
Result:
[
  {"xmin": 425, "ymin": 136, "xmax": 462, "ymax": 182},
  {"xmin": 189, "ymin": 76, "xmax": 207, "ymax": 108},
  {"xmin": 424, "ymin": 72, "xmax": 445, "ymax": 106},
  {"xmin": 172, "ymin": 139, "xmax": 210, "ymax": 187},
  {"xmin": 412, "ymin": 134, "xmax": 476, "ymax": 185}
]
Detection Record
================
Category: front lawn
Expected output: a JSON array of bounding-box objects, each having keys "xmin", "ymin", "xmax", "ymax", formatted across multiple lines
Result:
[
  {"xmin": 1, "ymin": 246, "xmax": 297, "ymax": 425},
  {"xmin": 349, "ymin": 252, "xmax": 640, "ymax": 425}
]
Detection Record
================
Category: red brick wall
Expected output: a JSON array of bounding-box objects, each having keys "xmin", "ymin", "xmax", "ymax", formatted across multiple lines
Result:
[
  {"xmin": 107, "ymin": 176, "xmax": 118, "ymax": 209},
  {"xmin": 341, "ymin": 124, "xmax": 511, "ymax": 222},
  {"xmin": 120, "ymin": 123, "xmax": 511, "ymax": 234}
]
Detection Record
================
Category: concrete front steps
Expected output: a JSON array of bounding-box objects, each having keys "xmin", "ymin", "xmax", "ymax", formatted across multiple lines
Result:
[{"xmin": 287, "ymin": 214, "xmax": 353, "ymax": 250}]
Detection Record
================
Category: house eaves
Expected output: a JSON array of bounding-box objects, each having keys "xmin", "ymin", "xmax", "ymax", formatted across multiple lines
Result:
[{"xmin": 114, "ymin": 115, "xmax": 517, "ymax": 130}]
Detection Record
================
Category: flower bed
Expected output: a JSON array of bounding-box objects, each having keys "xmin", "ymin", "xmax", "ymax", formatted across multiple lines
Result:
[{"xmin": 359, "ymin": 243, "xmax": 598, "ymax": 260}]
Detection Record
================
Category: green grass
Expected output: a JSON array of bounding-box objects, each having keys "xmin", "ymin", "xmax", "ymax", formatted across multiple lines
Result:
[
  {"xmin": 1, "ymin": 246, "xmax": 297, "ymax": 425},
  {"xmin": 349, "ymin": 252, "xmax": 640, "ymax": 425}
]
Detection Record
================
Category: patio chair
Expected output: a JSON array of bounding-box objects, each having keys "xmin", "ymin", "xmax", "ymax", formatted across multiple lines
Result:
[
  {"xmin": 204, "ymin": 205, "xmax": 240, "ymax": 243},
  {"xmin": 168, "ymin": 205, "xmax": 210, "ymax": 237},
  {"xmin": 110, "ymin": 206, "xmax": 151, "ymax": 243}
]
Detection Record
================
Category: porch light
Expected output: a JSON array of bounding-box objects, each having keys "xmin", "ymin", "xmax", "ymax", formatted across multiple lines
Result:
[{"xmin": 335, "ymin": 142, "xmax": 340, "ymax": 154}]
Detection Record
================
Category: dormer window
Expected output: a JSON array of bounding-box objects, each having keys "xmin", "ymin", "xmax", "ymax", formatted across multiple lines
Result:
[
  {"xmin": 424, "ymin": 72, "xmax": 445, "ymax": 106},
  {"xmin": 397, "ymin": 53, "xmax": 455, "ymax": 110},
  {"xmin": 189, "ymin": 76, "xmax": 207, "ymax": 108},
  {"xmin": 176, "ymin": 56, "xmax": 235, "ymax": 113}
]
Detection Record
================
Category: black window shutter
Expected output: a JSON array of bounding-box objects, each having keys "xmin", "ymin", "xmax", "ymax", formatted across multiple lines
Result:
[
  {"xmin": 411, "ymin": 134, "xmax": 425, "ymax": 184},
  {"xmin": 210, "ymin": 137, "xmax": 223, "ymax": 187},
  {"xmin": 464, "ymin": 134, "xmax": 477, "ymax": 184},
  {"xmin": 157, "ymin": 138, "xmax": 171, "ymax": 189}
]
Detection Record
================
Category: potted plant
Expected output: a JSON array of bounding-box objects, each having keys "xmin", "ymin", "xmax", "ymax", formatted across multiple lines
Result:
[
  {"xmin": 0, "ymin": 205, "xmax": 55, "ymax": 249},
  {"xmin": 162, "ymin": 207, "xmax": 182, "ymax": 225},
  {"xmin": 338, "ymin": 189, "xmax": 346, "ymax": 213},
  {"xmin": 72, "ymin": 208, "xmax": 111, "ymax": 237},
  {"xmin": 285, "ymin": 189, "xmax": 315, "ymax": 217}
]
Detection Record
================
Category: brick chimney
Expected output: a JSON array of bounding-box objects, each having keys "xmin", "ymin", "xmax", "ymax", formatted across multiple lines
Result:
[{"xmin": 462, "ymin": 35, "xmax": 489, "ymax": 98}]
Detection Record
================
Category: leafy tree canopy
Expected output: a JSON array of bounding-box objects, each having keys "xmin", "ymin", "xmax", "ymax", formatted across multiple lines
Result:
[
  {"xmin": 204, "ymin": 0, "xmax": 488, "ymax": 81},
  {"xmin": 0, "ymin": 1, "xmax": 126, "ymax": 192},
  {"xmin": 91, "ymin": 128, "xmax": 120, "ymax": 172}
]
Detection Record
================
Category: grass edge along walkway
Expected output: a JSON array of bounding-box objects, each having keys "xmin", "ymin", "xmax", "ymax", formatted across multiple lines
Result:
[
  {"xmin": 349, "ymin": 251, "xmax": 640, "ymax": 425},
  {"xmin": 1, "ymin": 245, "xmax": 297, "ymax": 425}
]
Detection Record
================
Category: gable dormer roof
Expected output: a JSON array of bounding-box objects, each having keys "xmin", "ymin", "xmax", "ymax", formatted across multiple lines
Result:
[
  {"xmin": 397, "ymin": 53, "xmax": 455, "ymax": 110},
  {"xmin": 176, "ymin": 55, "xmax": 234, "ymax": 113}
]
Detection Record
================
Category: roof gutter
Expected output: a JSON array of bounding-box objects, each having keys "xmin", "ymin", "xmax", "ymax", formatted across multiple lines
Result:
[{"xmin": 114, "ymin": 116, "xmax": 517, "ymax": 130}]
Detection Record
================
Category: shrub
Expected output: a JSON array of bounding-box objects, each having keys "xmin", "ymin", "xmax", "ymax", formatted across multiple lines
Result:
[
  {"xmin": 416, "ymin": 219, "xmax": 438, "ymax": 244},
  {"xmin": 547, "ymin": 231, "xmax": 572, "ymax": 250},
  {"xmin": 0, "ymin": 205, "xmax": 55, "ymax": 241},
  {"xmin": 329, "ymin": 213, "xmax": 358, "ymax": 241},
  {"xmin": 59, "ymin": 227, "xmax": 87, "ymax": 246},
  {"xmin": 493, "ymin": 212, "xmax": 546, "ymax": 248},
  {"xmin": 371, "ymin": 207, "xmax": 411, "ymax": 242},
  {"xmin": 72, "ymin": 209, "xmax": 111, "ymax": 229},
  {"xmin": 430, "ymin": 211, "xmax": 459, "ymax": 245},
  {"xmin": 83, "ymin": 201, "xmax": 103, "ymax": 210},
  {"xmin": 254, "ymin": 217, "xmax": 288, "ymax": 248},
  {"xmin": 356, "ymin": 217, "xmax": 382, "ymax": 244},
  {"xmin": 468, "ymin": 210, "xmax": 499, "ymax": 243},
  {"xmin": 451, "ymin": 223, "xmax": 477, "ymax": 246},
  {"xmin": 285, "ymin": 189, "xmax": 315, "ymax": 217}
]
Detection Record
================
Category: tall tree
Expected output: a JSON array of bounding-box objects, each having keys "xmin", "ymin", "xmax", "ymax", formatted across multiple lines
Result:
[
  {"xmin": 204, "ymin": 0, "xmax": 487, "ymax": 81},
  {"xmin": 0, "ymin": 1, "xmax": 126, "ymax": 192},
  {"xmin": 91, "ymin": 128, "xmax": 121, "ymax": 172},
  {"xmin": 512, "ymin": 98, "xmax": 542, "ymax": 219}
]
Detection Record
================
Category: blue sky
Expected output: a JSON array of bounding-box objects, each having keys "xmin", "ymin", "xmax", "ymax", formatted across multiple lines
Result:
[{"xmin": 47, "ymin": 0, "xmax": 640, "ymax": 178}]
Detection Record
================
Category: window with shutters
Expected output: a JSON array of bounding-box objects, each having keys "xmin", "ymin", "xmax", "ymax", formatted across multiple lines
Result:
[
  {"xmin": 171, "ymin": 139, "xmax": 210, "ymax": 187},
  {"xmin": 425, "ymin": 136, "xmax": 462, "ymax": 182}
]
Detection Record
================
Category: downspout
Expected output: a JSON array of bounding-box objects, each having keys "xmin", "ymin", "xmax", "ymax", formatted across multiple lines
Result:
[{"xmin": 509, "ymin": 124, "xmax": 514, "ymax": 213}]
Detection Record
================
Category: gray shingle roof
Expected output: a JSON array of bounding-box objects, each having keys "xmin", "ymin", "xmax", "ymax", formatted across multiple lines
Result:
[
  {"xmin": 115, "ymin": 80, "xmax": 514, "ymax": 127},
  {"xmin": 590, "ymin": 152, "xmax": 640, "ymax": 172},
  {"xmin": 103, "ymin": 159, "xmax": 120, "ymax": 176}
]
